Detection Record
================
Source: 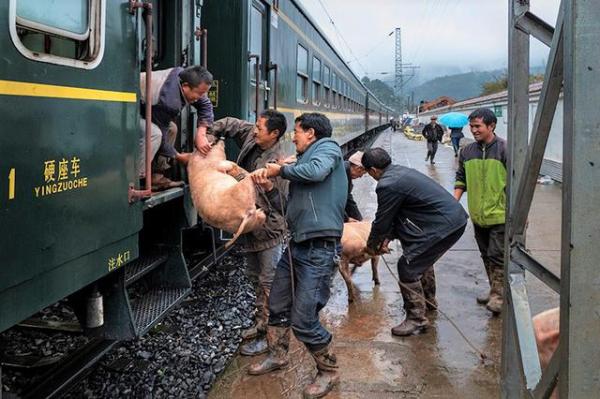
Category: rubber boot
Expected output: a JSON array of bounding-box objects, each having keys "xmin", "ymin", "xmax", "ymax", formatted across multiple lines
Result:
[
  {"xmin": 240, "ymin": 336, "xmax": 268, "ymax": 356},
  {"xmin": 240, "ymin": 324, "xmax": 259, "ymax": 341},
  {"xmin": 421, "ymin": 267, "xmax": 437, "ymax": 311},
  {"xmin": 303, "ymin": 343, "xmax": 339, "ymax": 399},
  {"xmin": 247, "ymin": 326, "xmax": 290, "ymax": 375},
  {"xmin": 486, "ymin": 267, "xmax": 504, "ymax": 315},
  {"xmin": 392, "ymin": 281, "xmax": 429, "ymax": 336},
  {"xmin": 476, "ymin": 261, "xmax": 493, "ymax": 305},
  {"xmin": 241, "ymin": 286, "xmax": 269, "ymax": 341}
]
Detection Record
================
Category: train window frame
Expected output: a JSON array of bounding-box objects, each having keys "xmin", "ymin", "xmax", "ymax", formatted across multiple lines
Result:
[
  {"xmin": 331, "ymin": 71, "xmax": 337, "ymax": 109},
  {"xmin": 312, "ymin": 57, "xmax": 321, "ymax": 106},
  {"xmin": 323, "ymin": 65, "xmax": 331, "ymax": 108},
  {"xmin": 296, "ymin": 43, "xmax": 309, "ymax": 104},
  {"xmin": 9, "ymin": 0, "xmax": 106, "ymax": 69}
]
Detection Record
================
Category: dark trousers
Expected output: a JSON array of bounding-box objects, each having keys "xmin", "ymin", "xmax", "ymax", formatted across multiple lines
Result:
[
  {"xmin": 451, "ymin": 137, "xmax": 461, "ymax": 155},
  {"xmin": 426, "ymin": 141, "xmax": 438, "ymax": 160},
  {"xmin": 397, "ymin": 224, "xmax": 466, "ymax": 282},
  {"xmin": 268, "ymin": 239, "xmax": 338, "ymax": 351},
  {"xmin": 473, "ymin": 224, "xmax": 505, "ymax": 269}
]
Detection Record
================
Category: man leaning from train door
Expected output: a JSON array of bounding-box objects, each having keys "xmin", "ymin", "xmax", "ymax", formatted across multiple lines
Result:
[
  {"xmin": 249, "ymin": 113, "xmax": 347, "ymax": 398},
  {"xmin": 207, "ymin": 110, "xmax": 288, "ymax": 356},
  {"xmin": 138, "ymin": 65, "xmax": 214, "ymax": 191}
]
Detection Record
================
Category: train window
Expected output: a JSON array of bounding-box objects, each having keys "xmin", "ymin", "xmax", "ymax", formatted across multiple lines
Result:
[
  {"xmin": 10, "ymin": 0, "xmax": 105, "ymax": 69},
  {"xmin": 331, "ymin": 72, "xmax": 337, "ymax": 109},
  {"xmin": 312, "ymin": 57, "xmax": 321, "ymax": 105},
  {"xmin": 323, "ymin": 65, "xmax": 331, "ymax": 107},
  {"xmin": 296, "ymin": 44, "xmax": 309, "ymax": 103}
]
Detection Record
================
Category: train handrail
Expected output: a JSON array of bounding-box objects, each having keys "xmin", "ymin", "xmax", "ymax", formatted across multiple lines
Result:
[
  {"xmin": 129, "ymin": 1, "xmax": 153, "ymax": 203},
  {"xmin": 248, "ymin": 54, "xmax": 260, "ymax": 118}
]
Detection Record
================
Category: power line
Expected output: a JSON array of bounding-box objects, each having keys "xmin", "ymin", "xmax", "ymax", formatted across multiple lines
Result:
[{"xmin": 314, "ymin": 0, "xmax": 368, "ymax": 77}]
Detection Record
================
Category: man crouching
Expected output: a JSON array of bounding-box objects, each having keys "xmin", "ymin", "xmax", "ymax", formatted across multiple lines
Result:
[
  {"xmin": 362, "ymin": 148, "xmax": 468, "ymax": 336},
  {"xmin": 248, "ymin": 113, "xmax": 347, "ymax": 398}
]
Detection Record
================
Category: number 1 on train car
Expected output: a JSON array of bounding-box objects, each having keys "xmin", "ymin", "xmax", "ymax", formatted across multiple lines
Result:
[{"xmin": 8, "ymin": 167, "xmax": 15, "ymax": 200}]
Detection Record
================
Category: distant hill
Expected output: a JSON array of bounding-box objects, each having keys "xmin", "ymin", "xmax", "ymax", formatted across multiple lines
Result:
[
  {"xmin": 394, "ymin": 66, "xmax": 546, "ymax": 103},
  {"xmin": 410, "ymin": 70, "xmax": 503, "ymax": 103}
]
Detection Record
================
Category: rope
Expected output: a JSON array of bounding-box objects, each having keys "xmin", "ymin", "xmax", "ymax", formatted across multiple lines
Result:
[{"xmin": 379, "ymin": 254, "xmax": 488, "ymax": 363}]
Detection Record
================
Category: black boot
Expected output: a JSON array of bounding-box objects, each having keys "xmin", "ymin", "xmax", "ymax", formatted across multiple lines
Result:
[
  {"xmin": 421, "ymin": 267, "xmax": 437, "ymax": 311},
  {"xmin": 392, "ymin": 281, "xmax": 429, "ymax": 336}
]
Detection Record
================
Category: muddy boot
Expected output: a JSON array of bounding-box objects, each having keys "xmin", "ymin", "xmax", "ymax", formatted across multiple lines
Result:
[
  {"xmin": 486, "ymin": 268, "xmax": 504, "ymax": 315},
  {"xmin": 303, "ymin": 343, "xmax": 339, "ymax": 399},
  {"xmin": 421, "ymin": 267, "xmax": 437, "ymax": 311},
  {"xmin": 241, "ymin": 286, "xmax": 269, "ymax": 341},
  {"xmin": 247, "ymin": 326, "xmax": 290, "ymax": 375},
  {"xmin": 477, "ymin": 262, "xmax": 493, "ymax": 305},
  {"xmin": 392, "ymin": 281, "xmax": 429, "ymax": 336},
  {"xmin": 240, "ymin": 324, "xmax": 259, "ymax": 341},
  {"xmin": 240, "ymin": 336, "xmax": 268, "ymax": 356}
]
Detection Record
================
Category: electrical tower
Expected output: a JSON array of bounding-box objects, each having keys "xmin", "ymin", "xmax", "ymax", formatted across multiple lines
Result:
[{"xmin": 394, "ymin": 27, "xmax": 403, "ymax": 101}]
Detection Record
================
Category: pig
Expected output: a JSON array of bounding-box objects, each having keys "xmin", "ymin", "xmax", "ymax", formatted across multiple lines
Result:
[
  {"xmin": 339, "ymin": 221, "xmax": 381, "ymax": 303},
  {"xmin": 532, "ymin": 307, "xmax": 560, "ymax": 398},
  {"xmin": 188, "ymin": 139, "xmax": 266, "ymax": 248}
]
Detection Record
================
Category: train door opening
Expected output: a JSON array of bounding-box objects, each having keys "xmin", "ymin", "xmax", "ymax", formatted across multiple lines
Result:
[{"xmin": 247, "ymin": 0, "xmax": 270, "ymax": 121}]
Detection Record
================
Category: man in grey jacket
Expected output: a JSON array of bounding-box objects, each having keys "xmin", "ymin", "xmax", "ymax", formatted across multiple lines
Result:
[
  {"xmin": 208, "ymin": 110, "xmax": 288, "ymax": 356},
  {"xmin": 363, "ymin": 148, "xmax": 468, "ymax": 337},
  {"xmin": 139, "ymin": 65, "xmax": 214, "ymax": 190},
  {"xmin": 248, "ymin": 113, "xmax": 346, "ymax": 399}
]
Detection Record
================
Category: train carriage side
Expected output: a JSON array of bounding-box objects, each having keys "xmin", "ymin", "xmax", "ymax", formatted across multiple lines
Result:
[
  {"xmin": 0, "ymin": 0, "xmax": 144, "ymax": 333},
  {"xmin": 0, "ymin": 0, "xmax": 207, "ymax": 338},
  {"xmin": 202, "ymin": 0, "xmax": 385, "ymax": 154}
]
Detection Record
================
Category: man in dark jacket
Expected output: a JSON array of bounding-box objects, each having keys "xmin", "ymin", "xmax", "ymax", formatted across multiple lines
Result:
[
  {"xmin": 208, "ymin": 110, "xmax": 288, "ymax": 356},
  {"xmin": 344, "ymin": 150, "xmax": 366, "ymax": 222},
  {"xmin": 363, "ymin": 147, "xmax": 468, "ymax": 336},
  {"xmin": 422, "ymin": 115, "xmax": 445, "ymax": 164},
  {"xmin": 248, "ymin": 113, "xmax": 346, "ymax": 399},
  {"xmin": 139, "ymin": 65, "xmax": 214, "ymax": 190}
]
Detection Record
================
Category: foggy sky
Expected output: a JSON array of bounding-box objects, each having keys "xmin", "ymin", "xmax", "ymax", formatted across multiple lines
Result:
[{"xmin": 299, "ymin": 0, "xmax": 561, "ymax": 83}]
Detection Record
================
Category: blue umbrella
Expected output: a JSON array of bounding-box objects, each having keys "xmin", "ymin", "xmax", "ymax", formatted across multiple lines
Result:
[{"xmin": 438, "ymin": 112, "xmax": 469, "ymax": 128}]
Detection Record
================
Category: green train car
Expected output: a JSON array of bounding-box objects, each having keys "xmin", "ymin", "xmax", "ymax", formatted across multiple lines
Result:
[{"xmin": 0, "ymin": 0, "xmax": 392, "ymax": 340}]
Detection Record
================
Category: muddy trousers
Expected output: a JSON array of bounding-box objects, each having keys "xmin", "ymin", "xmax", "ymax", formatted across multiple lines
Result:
[
  {"xmin": 245, "ymin": 243, "xmax": 283, "ymax": 334},
  {"xmin": 267, "ymin": 239, "xmax": 338, "ymax": 351},
  {"xmin": 473, "ymin": 223, "xmax": 505, "ymax": 289},
  {"xmin": 396, "ymin": 224, "xmax": 467, "ymax": 284}
]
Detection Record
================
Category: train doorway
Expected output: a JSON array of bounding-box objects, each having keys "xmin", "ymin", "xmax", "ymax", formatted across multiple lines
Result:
[{"xmin": 247, "ymin": 0, "xmax": 270, "ymax": 121}]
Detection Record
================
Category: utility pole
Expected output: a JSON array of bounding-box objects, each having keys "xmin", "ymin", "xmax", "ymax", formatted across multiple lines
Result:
[
  {"xmin": 394, "ymin": 28, "xmax": 403, "ymax": 109},
  {"xmin": 394, "ymin": 28, "xmax": 419, "ymax": 113}
]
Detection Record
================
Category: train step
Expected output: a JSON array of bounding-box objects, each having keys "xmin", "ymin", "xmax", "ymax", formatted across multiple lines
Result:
[
  {"xmin": 124, "ymin": 252, "xmax": 169, "ymax": 286},
  {"xmin": 99, "ymin": 248, "xmax": 191, "ymax": 340},
  {"xmin": 130, "ymin": 287, "xmax": 189, "ymax": 336}
]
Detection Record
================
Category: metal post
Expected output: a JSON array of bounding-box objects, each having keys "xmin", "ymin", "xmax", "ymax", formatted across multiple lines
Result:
[
  {"xmin": 560, "ymin": 0, "xmax": 600, "ymax": 396},
  {"xmin": 503, "ymin": 0, "xmax": 530, "ymax": 397}
]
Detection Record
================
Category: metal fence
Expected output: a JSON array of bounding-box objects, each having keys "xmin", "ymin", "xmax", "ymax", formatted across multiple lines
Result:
[{"xmin": 503, "ymin": 0, "xmax": 600, "ymax": 397}]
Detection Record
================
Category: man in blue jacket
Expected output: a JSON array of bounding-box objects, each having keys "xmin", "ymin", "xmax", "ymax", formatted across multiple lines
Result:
[
  {"xmin": 248, "ymin": 113, "xmax": 346, "ymax": 399},
  {"xmin": 363, "ymin": 147, "xmax": 468, "ymax": 337}
]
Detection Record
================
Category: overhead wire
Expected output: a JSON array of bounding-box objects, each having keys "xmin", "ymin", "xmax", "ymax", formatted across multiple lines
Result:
[{"xmin": 314, "ymin": 0, "xmax": 369, "ymax": 77}]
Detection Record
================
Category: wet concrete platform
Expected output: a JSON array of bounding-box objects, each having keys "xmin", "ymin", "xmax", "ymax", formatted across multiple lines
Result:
[{"xmin": 208, "ymin": 129, "xmax": 561, "ymax": 398}]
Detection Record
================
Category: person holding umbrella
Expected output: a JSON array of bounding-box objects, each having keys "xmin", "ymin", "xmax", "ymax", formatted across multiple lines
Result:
[
  {"xmin": 438, "ymin": 112, "xmax": 469, "ymax": 157},
  {"xmin": 422, "ymin": 115, "xmax": 445, "ymax": 164}
]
